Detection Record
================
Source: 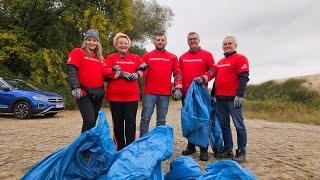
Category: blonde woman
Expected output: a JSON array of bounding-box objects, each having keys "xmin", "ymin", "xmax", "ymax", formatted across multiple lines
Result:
[
  {"xmin": 104, "ymin": 32, "xmax": 146, "ymax": 150},
  {"xmin": 67, "ymin": 29, "xmax": 106, "ymax": 133}
]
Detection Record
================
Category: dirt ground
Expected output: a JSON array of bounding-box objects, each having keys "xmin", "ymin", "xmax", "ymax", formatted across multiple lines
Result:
[{"xmin": 0, "ymin": 102, "xmax": 319, "ymax": 180}]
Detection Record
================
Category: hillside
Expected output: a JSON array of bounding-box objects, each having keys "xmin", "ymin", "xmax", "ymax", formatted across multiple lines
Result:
[{"xmin": 273, "ymin": 74, "xmax": 320, "ymax": 93}]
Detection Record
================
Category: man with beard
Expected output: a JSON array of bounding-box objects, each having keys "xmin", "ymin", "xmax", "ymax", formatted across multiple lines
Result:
[{"xmin": 139, "ymin": 32, "xmax": 182, "ymax": 137}]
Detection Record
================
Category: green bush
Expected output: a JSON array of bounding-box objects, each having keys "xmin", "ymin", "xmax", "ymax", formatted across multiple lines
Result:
[
  {"xmin": 246, "ymin": 79, "xmax": 320, "ymax": 107},
  {"xmin": 245, "ymin": 79, "xmax": 320, "ymax": 124}
]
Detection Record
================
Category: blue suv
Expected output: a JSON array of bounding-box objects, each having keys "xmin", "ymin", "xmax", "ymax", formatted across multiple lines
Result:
[{"xmin": 0, "ymin": 77, "xmax": 64, "ymax": 119}]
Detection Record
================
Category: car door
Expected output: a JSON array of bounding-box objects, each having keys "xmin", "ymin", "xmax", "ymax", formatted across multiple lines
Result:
[{"xmin": 0, "ymin": 80, "xmax": 15, "ymax": 113}]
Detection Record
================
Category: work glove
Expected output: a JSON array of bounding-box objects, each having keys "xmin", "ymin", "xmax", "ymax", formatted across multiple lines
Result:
[
  {"xmin": 234, "ymin": 96, "xmax": 244, "ymax": 108},
  {"xmin": 172, "ymin": 88, "xmax": 182, "ymax": 101},
  {"xmin": 71, "ymin": 88, "xmax": 83, "ymax": 99},
  {"xmin": 137, "ymin": 63, "xmax": 149, "ymax": 71},
  {"xmin": 112, "ymin": 65, "xmax": 121, "ymax": 72},
  {"xmin": 119, "ymin": 71, "xmax": 131, "ymax": 80},
  {"xmin": 193, "ymin": 76, "xmax": 205, "ymax": 85},
  {"xmin": 129, "ymin": 72, "xmax": 140, "ymax": 80}
]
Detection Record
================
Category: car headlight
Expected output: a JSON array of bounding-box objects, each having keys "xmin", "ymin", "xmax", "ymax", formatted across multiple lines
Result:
[{"xmin": 33, "ymin": 95, "xmax": 48, "ymax": 101}]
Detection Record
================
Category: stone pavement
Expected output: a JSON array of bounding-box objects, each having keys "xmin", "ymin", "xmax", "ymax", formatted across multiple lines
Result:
[{"xmin": 0, "ymin": 101, "xmax": 319, "ymax": 179}]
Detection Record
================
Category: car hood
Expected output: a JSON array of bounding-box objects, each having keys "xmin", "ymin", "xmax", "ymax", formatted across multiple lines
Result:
[{"xmin": 12, "ymin": 89, "xmax": 62, "ymax": 98}]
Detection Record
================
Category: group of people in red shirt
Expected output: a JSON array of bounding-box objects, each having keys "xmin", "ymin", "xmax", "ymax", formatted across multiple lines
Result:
[{"xmin": 67, "ymin": 29, "xmax": 249, "ymax": 164}]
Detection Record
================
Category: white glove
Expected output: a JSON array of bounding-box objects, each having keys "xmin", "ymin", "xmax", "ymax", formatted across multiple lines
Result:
[
  {"xmin": 234, "ymin": 96, "xmax": 244, "ymax": 108},
  {"xmin": 71, "ymin": 88, "xmax": 83, "ymax": 99}
]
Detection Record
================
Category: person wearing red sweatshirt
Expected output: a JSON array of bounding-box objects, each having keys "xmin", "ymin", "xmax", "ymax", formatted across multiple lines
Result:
[
  {"xmin": 104, "ymin": 32, "xmax": 145, "ymax": 151},
  {"xmin": 66, "ymin": 29, "xmax": 106, "ymax": 133},
  {"xmin": 212, "ymin": 36, "xmax": 250, "ymax": 164},
  {"xmin": 139, "ymin": 32, "xmax": 182, "ymax": 137},
  {"xmin": 179, "ymin": 32, "xmax": 216, "ymax": 161}
]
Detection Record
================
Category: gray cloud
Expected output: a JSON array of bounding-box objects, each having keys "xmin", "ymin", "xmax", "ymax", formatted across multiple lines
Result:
[{"xmin": 147, "ymin": 0, "xmax": 320, "ymax": 84}]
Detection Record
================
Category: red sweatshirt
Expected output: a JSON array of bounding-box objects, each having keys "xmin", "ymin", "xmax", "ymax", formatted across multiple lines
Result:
[
  {"xmin": 142, "ymin": 50, "xmax": 182, "ymax": 96},
  {"xmin": 104, "ymin": 53, "xmax": 143, "ymax": 102},
  {"xmin": 179, "ymin": 48, "xmax": 216, "ymax": 95},
  {"xmin": 215, "ymin": 53, "xmax": 249, "ymax": 96},
  {"xmin": 67, "ymin": 48, "xmax": 104, "ymax": 88}
]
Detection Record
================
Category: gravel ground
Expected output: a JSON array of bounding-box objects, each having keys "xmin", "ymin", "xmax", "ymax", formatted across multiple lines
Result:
[{"xmin": 0, "ymin": 102, "xmax": 319, "ymax": 179}]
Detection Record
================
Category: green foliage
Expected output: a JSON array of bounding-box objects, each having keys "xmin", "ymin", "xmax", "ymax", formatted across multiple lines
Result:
[
  {"xmin": 129, "ymin": 45, "xmax": 147, "ymax": 56},
  {"xmin": 0, "ymin": 29, "xmax": 34, "ymax": 77},
  {"xmin": 246, "ymin": 79, "xmax": 320, "ymax": 106},
  {"xmin": 127, "ymin": 0, "xmax": 174, "ymax": 42},
  {"xmin": 30, "ymin": 49, "xmax": 67, "ymax": 87},
  {"xmin": 245, "ymin": 100, "xmax": 320, "ymax": 125},
  {"xmin": 0, "ymin": 0, "xmax": 173, "ymax": 109},
  {"xmin": 245, "ymin": 79, "xmax": 320, "ymax": 124}
]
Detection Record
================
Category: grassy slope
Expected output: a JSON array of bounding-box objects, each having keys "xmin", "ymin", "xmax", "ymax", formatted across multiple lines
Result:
[{"xmin": 244, "ymin": 74, "xmax": 320, "ymax": 125}]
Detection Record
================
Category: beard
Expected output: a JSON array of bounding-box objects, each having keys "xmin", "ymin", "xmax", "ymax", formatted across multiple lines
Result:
[{"xmin": 156, "ymin": 46, "xmax": 165, "ymax": 52}]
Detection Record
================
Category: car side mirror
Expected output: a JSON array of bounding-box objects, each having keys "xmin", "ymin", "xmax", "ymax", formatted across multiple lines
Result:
[{"xmin": 0, "ymin": 85, "xmax": 10, "ymax": 91}]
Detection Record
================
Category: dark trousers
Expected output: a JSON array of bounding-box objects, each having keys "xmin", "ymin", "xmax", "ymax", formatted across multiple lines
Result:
[
  {"xmin": 109, "ymin": 101, "xmax": 138, "ymax": 151},
  {"xmin": 77, "ymin": 88, "xmax": 104, "ymax": 133}
]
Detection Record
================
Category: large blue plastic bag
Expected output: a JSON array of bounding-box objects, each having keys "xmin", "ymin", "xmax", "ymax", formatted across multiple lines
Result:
[
  {"xmin": 165, "ymin": 158, "xmax": 256, "ymax": 180},
  {"xmin": 22, "ymin": 111, "xmax": 116, "ymax": 180},
  {"xmin": 181, "ymin": 81, "xmax": 211, "ymax": 147},
  {"xmin": 165, "ymin": 156, "xmax": 202, "ymax": 180},
  {"xmin": 209, "ymin": 102, "xmax": 223, "ymax": 155},
  {"xmin": 201, "ymin": 160, "xmax": 256, "ymax": 180},
  {"xmin": 104, "ymin": 125, "xmax": 174, "ymax": 180}
]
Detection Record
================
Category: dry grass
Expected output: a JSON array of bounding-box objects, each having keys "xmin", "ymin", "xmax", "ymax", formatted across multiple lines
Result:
[
  {"xmin": 244, "ymin": 100, "xmax": 320, "ymax": 125},
  {"xmin": 273, "ymin": 74, "xmax": 320, "ymax": 93}
]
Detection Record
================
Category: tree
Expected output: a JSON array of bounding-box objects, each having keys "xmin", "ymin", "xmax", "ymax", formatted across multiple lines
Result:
[
  {"xmin": 127, "ymin": 0, "xmax": 174, "ymax": 43},
  {"xmin": 0, "ymin": 0, "xmax": 174, "ymax": 108}
]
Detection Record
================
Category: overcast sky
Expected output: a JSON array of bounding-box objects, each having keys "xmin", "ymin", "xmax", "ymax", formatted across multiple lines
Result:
[{"xmin": 146, "ymin": 0, "xmax": 320, "ymax": 84}]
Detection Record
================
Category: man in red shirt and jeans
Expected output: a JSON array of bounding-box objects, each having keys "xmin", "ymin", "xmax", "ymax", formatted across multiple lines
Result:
[
  {"xmin": 213, "ymin": 36, "xmax": 250, "ymax": 164},
  {"xmin": 139, "ymin": 32, "xmax": 182, "ymax": 137},
  {"xmin": 180, "ymin": 32, "xmax": 216, "ymax": 161}
]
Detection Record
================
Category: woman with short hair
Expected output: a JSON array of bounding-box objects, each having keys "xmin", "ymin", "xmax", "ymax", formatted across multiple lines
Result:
[{"xmin": 104, "ymin": 32, "xmax": 146, "ymax": 150}]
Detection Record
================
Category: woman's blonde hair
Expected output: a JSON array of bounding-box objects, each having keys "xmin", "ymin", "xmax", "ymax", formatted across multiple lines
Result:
[
  {"xmin": 113, "ymin": 32, "xmax": 131, "ymax": 47},
  {"xmin": 82, "ymin": 40, "xmax": 104, "ymax": 61}
]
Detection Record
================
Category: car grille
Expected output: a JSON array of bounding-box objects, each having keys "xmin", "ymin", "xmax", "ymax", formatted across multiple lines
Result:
[
  {"xmin": 47, "ymin": 98, "xmax": 63, "ymax": 103},
  {"xmin": 49, "ymin": 107, "xmax": 65, "ymax": 112}
]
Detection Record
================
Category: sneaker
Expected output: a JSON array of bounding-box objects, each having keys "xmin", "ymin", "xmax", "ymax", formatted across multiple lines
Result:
[
  {"xmin": 232, "ymin": 149, "xmax": 246, "ymax": 164},
  {"xmin": 200, "ymin": 147, "xmax": 209, "ymax": 161},
  {"xmin": 182, "ymin": 142, "xmax": 196, "ymax": 155}
]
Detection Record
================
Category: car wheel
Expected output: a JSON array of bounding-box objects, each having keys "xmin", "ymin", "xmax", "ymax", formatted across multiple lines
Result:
[
  {"xmin": 45, "ymin": 112, "xmax": 57, "ymax": 117},
  {"xmin": 13, "ymin": 101, "xmax": 32, "ymax": 119}
]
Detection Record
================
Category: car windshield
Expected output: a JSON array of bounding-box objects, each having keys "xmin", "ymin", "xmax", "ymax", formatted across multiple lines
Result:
[{"xmin": 5, "ymin": 79, "xmax": 39, "ymax": 91}]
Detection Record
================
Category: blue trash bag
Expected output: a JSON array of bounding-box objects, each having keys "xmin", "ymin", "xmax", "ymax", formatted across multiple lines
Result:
[
  {"xmin": 209, "ymin": 102, "xmax": 223, "ymax": 155},
  {"xmin": 181, "ymin": 81, "xmax": 211, "ymax": 148},
  {"xmin": 22, "ymin": 111, "xmax": 116, "ymax": 180},
  {"xmin": 165, "ymin": 156, "xmax": 202, "ymax": 180},
  {"xmin": 201, "ymin": 160, "xmax": 256, "ymax": 180},
  {"xmin": 104, "ymin": 125, "xmax": 174, "ymax": 180}
]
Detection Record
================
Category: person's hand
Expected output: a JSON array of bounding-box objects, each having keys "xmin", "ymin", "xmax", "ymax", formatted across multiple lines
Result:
[
  {"xmin": 172, "ymin": 88, "xmax": 182, "ymax": 101},
  {"xmin": 129, "ymin": 72, "xmax": 140, "ymax": 80},
  {"xmin": 112, "ymin": 65, "xmax": 121, "ymax": 72},
  {"xmin": 119, "ymin": 71, "xmax": 131, "ymax": 80},
  {"xmin": 234, "ymin": 96, "xmax": 244, "ymax": 108},
  {"xmin": 71, "ymin": 88, "xmax": 83, "ymax": 99},
  {"xmin": 137, "ymin": 63, "xmax": 149, "ymax": 71},
  {"xmin": 193, "ymin": 76, "xmax": 205, "ymax": 85}
]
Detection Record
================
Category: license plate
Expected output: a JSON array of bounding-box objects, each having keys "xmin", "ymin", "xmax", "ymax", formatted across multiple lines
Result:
[{"xmin": 55, "ymin": 103, "xmax": 64, "ymax": 108}]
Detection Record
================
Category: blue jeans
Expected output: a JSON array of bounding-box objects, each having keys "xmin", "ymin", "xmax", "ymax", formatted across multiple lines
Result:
[
  {"xmin": 139, "ymin": 94, "xmax": 169, "ymax": 137},
  {"xmin": 216, "ymin": 100, "xmax": 247, "ymax": 154}
]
